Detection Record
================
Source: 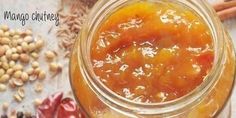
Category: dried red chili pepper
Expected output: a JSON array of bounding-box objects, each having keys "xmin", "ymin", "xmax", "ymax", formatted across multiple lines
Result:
[
  {"xmin": 55, "ymin": 98, "xmax": 85, "ymax": 118},
  {"xmin": 36, "ymin": 92, "xmax": 63, "ymax": 118}
]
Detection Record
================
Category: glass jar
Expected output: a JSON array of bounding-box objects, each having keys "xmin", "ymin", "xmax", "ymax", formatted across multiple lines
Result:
[{"xmin": 69, "ymin": 0, "xmax": 236, "ymax": 117}]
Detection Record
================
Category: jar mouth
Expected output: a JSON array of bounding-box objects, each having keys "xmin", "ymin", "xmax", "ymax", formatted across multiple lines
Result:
[{"xmin": 77, "ymin": 0, "xmax": 225, "ymax": 115}]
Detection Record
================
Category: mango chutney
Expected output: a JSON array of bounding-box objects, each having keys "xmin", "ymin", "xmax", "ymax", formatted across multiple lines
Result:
[{"xmin": 91, "ymin": 2, "xmax": 214, "ymax": 103}]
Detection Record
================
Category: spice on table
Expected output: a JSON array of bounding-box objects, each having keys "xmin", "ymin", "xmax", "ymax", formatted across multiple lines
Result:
[
  {"xmin": 36, "ymin": 92, "xmax": 84, "ymax": 118},
  {"xmin": 44, "ymin": 50, "xmax": 57, "ymax": 61},
  {"xmin": 55, "ymin": 98, "xmax": 82, "ymax": 118},
  {"xmin": 57, "ymin": 0, "xmax": 94, "ymax": 57},
  {"xmin": 36, "ymin": 92, "xmax": 63, "ymax": 118},
  {"xmin": 213, "ymin": 1, "xmax": 236, "ymax": 21}
]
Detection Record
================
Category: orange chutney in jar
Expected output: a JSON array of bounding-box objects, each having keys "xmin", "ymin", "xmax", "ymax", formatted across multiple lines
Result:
[{"xmin": 91, "ymin": 2, "xmax": 214, "ymax": 103}]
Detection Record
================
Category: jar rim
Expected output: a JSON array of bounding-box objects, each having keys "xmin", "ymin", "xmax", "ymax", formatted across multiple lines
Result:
[{"xmin": 76, "ymin": 0, "xmax": 226, "ymax": 116}]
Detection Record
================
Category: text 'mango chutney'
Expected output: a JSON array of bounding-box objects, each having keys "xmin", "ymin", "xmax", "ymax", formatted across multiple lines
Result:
[
  {"xmin": 91, "ymin": 2, "xmax": 213, "ymax": 103},
  {"xmin": 70, "ymin": 0, "xmax": 235, "ymax": 117}
]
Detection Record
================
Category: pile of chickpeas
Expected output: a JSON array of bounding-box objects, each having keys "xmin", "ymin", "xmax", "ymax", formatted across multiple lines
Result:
[{"xmin": 0, "ymin": 24, "xmax": 63, "ymax": 112}]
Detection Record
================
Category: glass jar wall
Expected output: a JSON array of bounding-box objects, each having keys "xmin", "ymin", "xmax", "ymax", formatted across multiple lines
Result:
[{"xmin": 69, "ymin": 0, "xmax": 236, "ymax": 117}]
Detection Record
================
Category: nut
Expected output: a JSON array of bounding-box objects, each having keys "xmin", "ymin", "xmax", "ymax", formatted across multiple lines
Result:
[
  {"xmin": 0, "ymin": 74, "xmax": 10, "ymax": 83},
  {"xmin": 13, "ymin": 70, "xmax": 22, "ymax": 78},
  {"xmin": 0, "ymin": 25, "xmax": 9, "ymax": 31},
  {"xmin": 45, "ymin": 51, "xmax": 56, "ymax": 60},
  {"xmin": 35, "ymin": 39, "xmax": 44, "ymax": 49},
  {"xmin": 21, "ymin": 42, "xmax": 29, "ymax": 52},
  {"xmin": 16, "ymin": 46, "xmax": 23, "ymax": 54},
  {"xmin": 25, "ymin": 29, "xmax": 32, "ymax": 35},
  {"xmin": 9, "ymin": 60, "xmax": 16, "ymax": 68},
  {"xmin": 17, "ymin": 87, "xmax": 25, "ymax": 98},
  {"xmin": 0, "ymin": 37, "xmax": 10, "ymax": 44},
  {"xmin": 21, "ymin": 72, "xmax": 29, "ymax": 82},
  {"xmin": 49, "ymin": 62, "xmax": 62, "ymax": 72},
  {"xmin": 9, "ymin": 79, "xmax": 16, "ymax": 88},
  {"xmin": 34, "ymin": 67, "xmax": 41, "ymax": 75},
  {"xmin": 0, "ymin": 69, "xmax": 5, "ymax": 77},
  {"xmin": 2, "ymin": 62, "xmax": 9, "ymax": 70},
  {"xmin": 0, "ymin": 29, "xmax": 4, "ymax": 36},
  {"xmin": 24, "ymin": 36, "xmax": 33, "ymax": 43},
  {"xmin": 38, "ymin": 70, "xmax": 46, "ymax": 80},
  {"xmin": 13, "ymin": 64, "xmax": 23, "ymax": 71},
  {"xmin": 29, "ymin": 76, "xmax": 37, "ymax": 81},
  {"xmin": 6, "ymin": 68, "xmax": 14, "ymax": 75},
  {"xmin": 28, "ymin": 43, "xmax": 36, "ymax": 52},
  {"xmin": 31, "ymin": 52, "xmax": 39, "ymax": 60},
  {"xmin": 26, "ymin": 68, "xmax": 34, "ymax": 75},
  {"xmin": 0, "ymin": 46, "xmax": 6, "ymax": 57},
  {"xmin": 0, "ymin": 56, "xmax": 8, "ymax": 62},
  {"xmin": 20, "ymin": 53, "xmax": 30, "ymax": 63},
  {"xmin": 0, "ymin": 84, "xmax": 7, "ymax": 92},
  {"xmin": 12, "ymin": 78, "xmax": 24, "ymax": 87},
  {"xmin": 34, "ymin": 98, "xmax": 42, "ymax": 107},
  {"xmin": 11, "ymin": 48, "xmax": 17, "ymax": 53},
  {"xmin": 4, "ymin": 31, "xmax": 10, "ymax": 37},
  {"xmin": 13, "ymin": 94, "xmax": 23, "ymax": 102},
  {"xmin": 11, "ymin": 53, "xmax": 20, "ymax": 61},
  {"xmin": 32, "ymin": 61, "xmax": 39, "ymax": 68}
]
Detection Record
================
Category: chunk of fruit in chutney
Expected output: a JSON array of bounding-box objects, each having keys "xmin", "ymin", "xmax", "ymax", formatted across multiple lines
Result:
[{"xmin": 91, "ymin": 2, "xmax": 214, "ymax": 103}]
